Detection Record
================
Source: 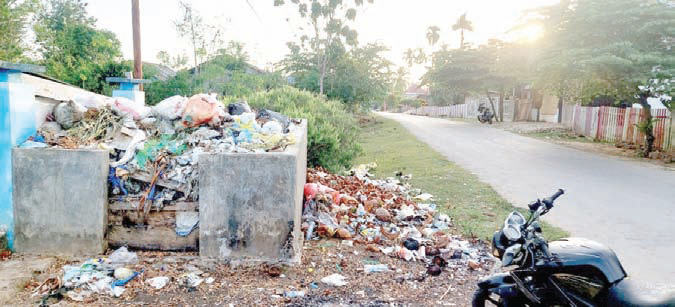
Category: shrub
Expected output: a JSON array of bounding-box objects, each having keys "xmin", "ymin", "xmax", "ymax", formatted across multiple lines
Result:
[{"xmin": 242, "ymin": 87, "xmax": 362, "ymax": 172}]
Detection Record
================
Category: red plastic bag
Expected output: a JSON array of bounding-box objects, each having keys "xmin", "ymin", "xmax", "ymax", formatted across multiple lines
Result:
[{"xmin": 182, "ymin": 94, "xmax": 220, "ymax": 127}]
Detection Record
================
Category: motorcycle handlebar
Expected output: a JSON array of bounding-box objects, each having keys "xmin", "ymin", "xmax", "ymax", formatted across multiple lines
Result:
[{"xmin": 542, "ymin": 189, "xmax": 565, "ymax": 209}]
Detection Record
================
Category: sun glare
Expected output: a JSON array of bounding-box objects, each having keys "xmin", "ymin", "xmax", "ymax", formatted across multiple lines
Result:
[{"xmin": 518, "ymin": 25, "xmax": 544, "ymax": 42}]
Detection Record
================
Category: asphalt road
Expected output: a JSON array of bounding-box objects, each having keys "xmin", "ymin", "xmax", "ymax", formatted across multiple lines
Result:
[{"xmin": 379, "ymin": 112, "xmax": 675, "ymax": 291}]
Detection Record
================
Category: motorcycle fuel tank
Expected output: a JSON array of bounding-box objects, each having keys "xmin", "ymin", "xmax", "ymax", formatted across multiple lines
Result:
[{"xmin": 548, "ymin": 238, "xmax": 627, "ymax": 284}]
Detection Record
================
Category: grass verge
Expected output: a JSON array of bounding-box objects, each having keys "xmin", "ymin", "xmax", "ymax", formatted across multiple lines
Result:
[{"xmin": 354, "ymin": 115, "xmax": 569, "ymax": 241}]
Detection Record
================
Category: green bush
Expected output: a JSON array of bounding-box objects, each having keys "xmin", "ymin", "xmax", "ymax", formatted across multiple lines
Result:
[{"xmin": 242, "ymin": 87, "xmax": 362, "ymax": 172}]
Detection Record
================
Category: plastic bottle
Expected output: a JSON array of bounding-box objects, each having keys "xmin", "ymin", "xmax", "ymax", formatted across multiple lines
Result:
[{"xmin": 364, "ymin": 264, "xmax": 389, "ymax": 273}]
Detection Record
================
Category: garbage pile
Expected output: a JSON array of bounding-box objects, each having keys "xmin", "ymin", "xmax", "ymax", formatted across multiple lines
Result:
[
  {"xmin": 303, "ymin": 165, "xmax": 493, "ymax": 277},
  {"xmin": 24, "ymin": 94, "xmax": 300, "ymax": 230},
  {"xmin": 32, "ymin": 247, "xmax": 141, "ymax": 304}
]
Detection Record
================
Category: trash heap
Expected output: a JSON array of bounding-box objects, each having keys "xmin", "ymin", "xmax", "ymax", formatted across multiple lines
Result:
[
  {"xmin": 303, "ymin": 165, "xmax": 491, "ymax": 277},
  {"xmin": 25, "ymin": 94, "xmax": 300, "ymax": 231},
  {"xmin": 32, "ymin": 247, "xmax": 141, "ymax": 303}
]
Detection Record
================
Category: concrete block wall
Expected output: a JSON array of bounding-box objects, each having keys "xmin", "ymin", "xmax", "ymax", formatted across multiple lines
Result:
[
  {"xmin": 12, "ymin": 148, "xmax": 108, "ymax": 255},
  {"xmin": 199, "ymin": 121, "xmax": 307, "ymax": 263},
  {"xmin": 1, "ymin": 69, "xmax": 38, "ymax": 249}
]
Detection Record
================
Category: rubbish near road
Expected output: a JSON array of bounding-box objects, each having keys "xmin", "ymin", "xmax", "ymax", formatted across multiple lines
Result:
[
  {"xmin": 58, "ymin": 257, "xmax": 132, "ymax": 301},
  {"xmin": 284, "ymin": 290, "xmax": 306, "ymax": 298},
  {"xmin": 146, "ymin": 276, "xmax": 170, "ymax": 289},
  {"xmin": 321, "ymin": 273, "xmax": 348, "ymax": 286},
  {"xmin": 109, "ymin": 246, "xmax": 138, "ymax": 266},
  {"xmin": 364, "ymin": 264, "xmax": 389, "ymax": 273},
  {"xmin": 178, "ymin": 272, "xmax": 203, "ymax": 288},
  {"xmin": 302, "ymin": 165, "xmax": 493, "ymax": 278},
  {"xmin": 25, "ymin": 93, "xmax": 302, "ymax": 238}
]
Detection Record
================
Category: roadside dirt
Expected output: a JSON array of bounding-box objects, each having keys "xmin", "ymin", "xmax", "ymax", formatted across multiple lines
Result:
[
  {"xmin": 493, "ymin": 121, "xmax": 674, "ymax": 169},
  {"xmin": 4, "ymin": 239, "xmax": 493, "ymax": 306}
]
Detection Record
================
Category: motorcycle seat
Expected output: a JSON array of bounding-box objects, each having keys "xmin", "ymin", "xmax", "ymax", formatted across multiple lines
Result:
[{"xmin": 607, "ymin": 278, "xmax": 675, "ymax": 307}]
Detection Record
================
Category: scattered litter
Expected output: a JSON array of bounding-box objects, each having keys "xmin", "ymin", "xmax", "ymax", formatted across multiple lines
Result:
[
  {"xmin": 109, "ymin": 246, "xmax": 138, "ymax": 266},
  {"xmin": 403, "ymin": 238, "xmax": 420, "ymax": 251},
  {"xmin": 178, "ymin": 272, "xmax": 203, "ymax": 288},
  {"xmin": 112, "ymin": 270, "xmax": 140, "ymax": 287},
  {"xmin": 321, "ymin": 273, "xmax": 348, "ymax": 286},
  {"xmin": 284, "ymin": 290, "xmax": 305, "ymax": 298},
  {"xmin": 364, "ymin": 264, "xmax": 389, "ymax": 273},
  {"xmin": 147, "ymin": 276, "xmax": 170, "ymax": 289},
  {"xmin": 175, "ymin": 211, "xmax": 200, "ymax": 236},
  {"xmin": 113, "ymin": 267, "xmax": 134, "ymax": 280}
]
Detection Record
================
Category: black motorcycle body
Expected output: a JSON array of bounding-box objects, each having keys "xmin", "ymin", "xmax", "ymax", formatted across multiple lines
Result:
[
  {"xmin": 474, "ymin": 189, "xmax": 675, "ymax": 307},
  {"xmin": 477, "ymin": 104, "xmax": 494, "ymax": 124}
]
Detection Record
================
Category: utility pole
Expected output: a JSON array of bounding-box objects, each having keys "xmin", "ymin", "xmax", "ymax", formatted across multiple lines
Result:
[{"xmin": 132, "ymin": 0, "xmax": 142, "ymax": 90}]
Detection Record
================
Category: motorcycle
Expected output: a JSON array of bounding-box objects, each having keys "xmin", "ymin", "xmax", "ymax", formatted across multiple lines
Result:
[
  {"xmin": 473, "ymin": 189, "xmax": 675, "ymax": 307},
  {"xmin": 478, "ymin": 103, "xmax": 494, "ymax": 124}
]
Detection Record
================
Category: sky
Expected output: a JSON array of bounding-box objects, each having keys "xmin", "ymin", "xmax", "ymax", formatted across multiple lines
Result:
[{"xmin": 87, "ymin": 0, "xmax": 558, "ymax": 78}]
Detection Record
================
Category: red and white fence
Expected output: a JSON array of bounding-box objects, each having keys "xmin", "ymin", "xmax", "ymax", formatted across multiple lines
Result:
[{"xmin": 569, "ymin": 105, "xmax": 672, "ymax": 150}]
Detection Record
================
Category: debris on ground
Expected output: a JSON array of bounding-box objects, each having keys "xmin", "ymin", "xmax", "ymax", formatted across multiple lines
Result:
[{"xmin": 302, "ymin": 165, "xmax": 494, "ymax": 280}]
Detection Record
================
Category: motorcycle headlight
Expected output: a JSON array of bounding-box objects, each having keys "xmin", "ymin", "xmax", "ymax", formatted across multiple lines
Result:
[
  {"xmin": 503, "ymin": 224, "xmax": 522, "ymax": 241},
  {"xmin": 505, "ymin": 211, "xmax": 526, "ymax": 226}
]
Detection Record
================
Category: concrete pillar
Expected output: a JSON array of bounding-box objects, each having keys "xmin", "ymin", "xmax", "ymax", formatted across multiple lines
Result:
[
  {"xmin": 0, "ymin": 63, "xmax": 43, "ymax": 250},
  {"xmin": 106, "ymin": 77, "xmax": 150, "ymax": 105}
]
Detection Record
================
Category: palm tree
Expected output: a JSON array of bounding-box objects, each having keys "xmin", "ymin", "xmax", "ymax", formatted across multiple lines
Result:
[
  {"xmin": 404, "ymin": 48, "xmax": 416, "ymax": 67},
  {"xmin": 426, "ymin": 25, "xmax": 440, "ymax": 49},
  {"xmin": 452, "ymin": 13, "xmax": 473, "ymax": 49}
]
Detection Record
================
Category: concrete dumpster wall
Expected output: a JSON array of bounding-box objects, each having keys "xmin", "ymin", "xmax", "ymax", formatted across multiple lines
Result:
[
  {"xmin": 199, "ymin": 121, "xmax": 307, "ymax": 263},
  {"xmin": 1, "ymin": 71, "xmax": 38, "ymax": 249},
  {"xmin": 12, "ymin": 148, "xmax": 108, "ymax": 255}
]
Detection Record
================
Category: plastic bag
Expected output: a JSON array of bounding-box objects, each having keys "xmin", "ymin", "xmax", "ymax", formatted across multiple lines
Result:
[
  {"xmin": 261, "ymin": 121, "xmax": 283, "ymax": 135},
  {"xmin": 54, "ymin": 101, "xmax": 86, "ymax": 129},
  {"xmin": 152, "ymin": 95, "xmax": 187, "ymax": 120},
  {"xmin": 109, "ymin": 97, "xmax": 151, "ymax": 120},
  {"xmin": 147, "ymin": 276, "xmax": 170, "ymax": 289},
  {"xmin": 227, "ymin": 101, "xmax": 251, "ymax": 115},
  {"xmin": 182, "ymin": 94, "xmax": 220, "ymax": 127},
  {"xmin": 109, "ymin": 246, "xmax": 138, "ymax": 266},
  {"xmin": 75, "ymin": 94, "xmax": 107, "ymax": 110},
  {"xmin": 320, "ymin": 273, "xmax": 348, "ymax": 286}
]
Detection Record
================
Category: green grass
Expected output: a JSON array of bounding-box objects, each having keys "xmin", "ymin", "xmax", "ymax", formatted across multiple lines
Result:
[{"xmin": 354, "ymin": 116, "xmax": 569, "ymax": 241}]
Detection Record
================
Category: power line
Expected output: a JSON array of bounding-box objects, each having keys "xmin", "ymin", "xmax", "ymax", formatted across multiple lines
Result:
[{"xmin": 244, "ymin": 0, "xmax": 263, "ymax": 23}]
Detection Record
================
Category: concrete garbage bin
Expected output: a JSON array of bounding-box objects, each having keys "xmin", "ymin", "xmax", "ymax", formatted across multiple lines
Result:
[
  {"xmin": 12, "ymin": 148, "xmax": 108, "ymax": 255},
  {"xmin": 199, "ymin": 121, "xmax": 307, "ymax": 263}
]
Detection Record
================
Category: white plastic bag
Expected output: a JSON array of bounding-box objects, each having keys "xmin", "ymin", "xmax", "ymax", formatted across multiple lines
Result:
[
  {"xmin": 261, "ymin": 121, "xmax": 283, "ymax": 135},
  {"xmin": 109, "ymin": 97, "xmax": 151, "ymax": 120},
  {"xmin": 109, "ymin": 246, "xmax": 138, "ymax": 266},
  {"xmin": 146, "ymin": 276, "xmax": 170, "ymax": 289},
  {"xmin": 75, "ymin": 94, "xmax": 107, "ymax": 110},
  {"xmin": 152, "ymin": 95, "xmax": 187, "ymax": 120},
  {"xmin": 321, "ymin": 273, "xmax": 348, "ymax": 286}
]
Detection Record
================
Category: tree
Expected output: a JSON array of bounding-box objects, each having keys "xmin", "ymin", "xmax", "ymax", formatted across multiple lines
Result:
[
  {"xmin": 156, "ymin": 50, "xmax": 188, "ymax": 69},
  {"xmin": 403, "ymin": 48, "xmax": 426, "ymax": 67},
  {"xmin": 175, "ymin": 0, "xmax": 223, "ymax": 73},
  {"xmin": 33, "ymin": 0, "xmax": 126, "ymax": 94},
  {"xmin": 275, "ymin": 0, "xmax": 371, "ymax": 95},
  {"xmin": 0, "ymin": 0, "xmax": 37, "ymax": 62},
  {"xmin": 426, "ymin": 25, "xmax": 440, "ymax": 49},
  {"xmin": 452, "ymin": 13, "xmax": 473, "ymax": 49},
  {"xmin": 533, "ymin": 0, "xmax": 674, "ymax": 105},
  {"xmin": 531, "ymin": 0, "xmax": 674, "ymax": 155},
  {"xmin": 281, "ymin": 39, "xmax": 392, "ymax": 110}
]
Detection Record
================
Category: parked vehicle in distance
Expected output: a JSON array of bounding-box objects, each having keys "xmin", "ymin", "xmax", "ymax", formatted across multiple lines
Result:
[{"xmin": 477, "ymin": 103, "xmax": 494, "ymax": 124}]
